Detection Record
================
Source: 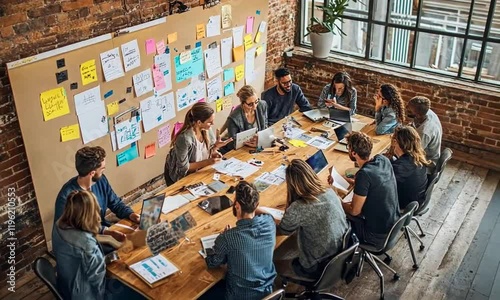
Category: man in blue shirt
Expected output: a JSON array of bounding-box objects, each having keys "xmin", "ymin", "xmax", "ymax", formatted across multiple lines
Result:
[
  {"xmin": 54, "ymin": 146, "xmax": 140, "ymax": 242},
  {"xmin": 204, "ymin": 181, "xmax": 276, "ymax": 300},
  {"xmin": 261, "ymin": 68, "xmax": 312, "ymax": 125}
]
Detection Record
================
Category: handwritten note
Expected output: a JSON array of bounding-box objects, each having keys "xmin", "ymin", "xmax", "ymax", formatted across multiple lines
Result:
[
  {"xmin": 133, "ymin": 69, "xmax": 154, "ymax": 97},
  {"xmin": 216, "ymin": 98, "xmax": 223, "ymax": 112},
  {"xmin": 146, "ymin": 39, "xmax": 156, "ymax": 54},
  {"xmin": 174, "ymin": 47, "xmax": 204, "ymax": 83},
  {"xmin": 152, "ymin": 64, "xmax": 166, "ymax": 91},
  {"xmin": 244, "ymin": 34, "xmax": 253, "ymax": 51},
  {"xmin": 246, "ymin": 16, "xmax": 254, "ymax": 34},
  {"xmin": 154, "ymin": 53, "xmax": 173, "ymax": 94},
  {"xmin": 107, "ymin": 101, "xmax": 119, "ymax": 116},
  {"xmin": 145, "ymin": 143, "xmax": 156, "ymax": 159},
  {"xmin": 115, "ymin": 117, "xmax": 141, "ymax": 149},
  {"xmin": 232, "ymin": 26, "xmax": 244, "ymax": 47},
  {"xmin": 179, "ymin": 51, "xmax": 192, "ymax": 64},
  {"xmin": 100, "ymin": 48, "xmax": 125, "ymax": 82},
  {"xmin": 80, "ymin": 59, "xmax": 97, "ymax": 85},
  {"xmin": 78, "ymin": 104, "xmax": 108, "ymax": 144},
  {"xmin": 204, "ymin": 46, "xmax": 223, "ymax": 79},
  {"xmin": 222, "ymin": 5, "xmax": 232, "ymax": 28},
  {"xmin": 167, "ymin": 32, "xmax": 177, "ymax": 43},
  {"xmin": 233, "ymin": 45, "xmax": 244, "ymax": 61},
  {"xmin": 176, "ymin": 76, "xmax": 206, "ymax": 111},
  {"xmin": 121, "ymin": 39, "xmax": 141, "ymax": 72},
  {"xmin": 140, "ymin": 92, "xmax": 176, "ymax": 132},
  {"xmin": 40, "ymin": 87, "xmax": 70, "ymax": 121},
  {"xmin": 74, "ymin": 85, "xmax": 102, "ymax": 116},
  {"xmin": 223, "ymin": 97, "xmax": 232, "ymax": 110},
  {"xmin": 235, "ymin": 64, "xmax": 244, "ymax": 82},
  {"xmin": 196, "ymin": 24, "xmax": 205, "ymax": 40},
  {"xmin": 245, "ymin": 47, "xmax": 256, "ymax": 84},
  {"xmin": 224, "ymin": 82, "xmax": 235, "ymax": 96},
  {"xmin": 60, "ymin": 124, "xmax": 80, "ymax": 142},
  {"xmin": 206, "ymin": 15, "xmax": 221, "ymax": 37},
  {"xmin": 223, "ymin": 68, "xmax": 235, "ymax": 81},
  {"xmin": 156, "ymin": 39, "xmax": 166, "ymax": 55},
  {"xmin": 207, "ymin": 75, "xmax": 223, "ymax": 102},
  {"xmin": 158, "ymin": 123, "xmax": 171, "ymax": 148},
  {"xmin": 117, "ymin": 142, "xmax": 139, "ymax": 166},
  {"xmin": 221, "ymin": 37, "xmax": 232, "ymax": 67}
]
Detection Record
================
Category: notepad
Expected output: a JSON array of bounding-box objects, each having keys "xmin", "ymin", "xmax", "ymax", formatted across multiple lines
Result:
[{"xmin": 129, "ymin": 254, "xmax": 179, "ymax": 287}]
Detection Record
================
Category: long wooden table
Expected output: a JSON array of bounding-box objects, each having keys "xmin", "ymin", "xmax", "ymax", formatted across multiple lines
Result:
[{"xmin": 107, "ymin": 111, "xmax": 391, "ymax": 299}]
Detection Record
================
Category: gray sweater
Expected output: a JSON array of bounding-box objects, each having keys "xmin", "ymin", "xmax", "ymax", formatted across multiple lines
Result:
[
  {"xmin": 225, "ymin": 102, "xmax": 268, "ymax": 151},
  {"xmin": 279, "ymin": 188, "xmax": 348, "ymax": 269},
  {"xmin": 164, "ymin": 128, "xmax": 215, "ymax": 183}
]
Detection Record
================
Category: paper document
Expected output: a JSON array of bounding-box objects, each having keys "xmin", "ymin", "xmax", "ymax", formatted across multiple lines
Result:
[
  {"xmin": 212, "ymin": 157, "xmax": 259, "ymax": 178},
  {"xmin": 307, "ymin": 136, "xmax": 335, "ymax": 150},
  {"xmin": 343, "ymin": 191, "xmax": 354, "ymax": 203},
  {"xmin": 129, "ymin": 254, "xmax": 178, "ymax": 285},
  {"xmin": 255, "ymin": 173, "xmax": 285, "ymax": 186},
  {"xmin": 260, "ymin": 207, "xmax": 284, "ymax": 221},
  {"xmin": 201, "ymin": 233, "xmax": 220, "ymax": 256},
  {"xmin": 162, "ymin": 195, "xmax": 190, "ymax": 214},
  {"xmin": 330, "ymin": 166, "xmax": 350, "ymax": 192}
]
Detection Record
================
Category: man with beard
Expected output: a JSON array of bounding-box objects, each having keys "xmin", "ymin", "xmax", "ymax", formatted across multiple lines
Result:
[
  {"xmin": 334, "ymin": 132, "xmax": 400, "ymax": 249},
  {"xmin": 203, "ymin": 181, "xmax": 276, "ymax": 300},
  {"xmin": 261, "ymin": 67, "xmax": 312, "ymax": 125},
  {"xmin": 407, "ymin": 96, "xmax": 442, "ymax": 163},
  {"xmin": 54, "ymin": 146, "xmax": 139, "ymax": 242}
]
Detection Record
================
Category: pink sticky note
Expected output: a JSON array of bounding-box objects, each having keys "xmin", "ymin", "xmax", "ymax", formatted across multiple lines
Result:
[
  {"xmin": 156, "ymin": 39, "xmax": 166, "ymax": 55},
  {"xmin": 158, "ymin": 124, "xmax": 172, "ymax": 148},
  {"xmin": 152, "ymin": 64, "xmax": 166, "ymax": 91},
  {"xmin": 146, "ymin": 39, "xmax": 156, "ymax": 54},
  {"xmin": 198, "ymin": 98, "xmax": 206, "ymax": 103},
  {"xmin": 246, "ymin": 16, "xmax": 254, "ymax": 34},
  {"xmin": 173, "ymin": 122, "xmax": 184, "ymax": 139}
]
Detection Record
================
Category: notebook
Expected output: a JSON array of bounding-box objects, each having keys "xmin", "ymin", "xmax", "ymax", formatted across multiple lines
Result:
[
  {"xmin": 305, "ymin": 150, "xmax": 329, "ymax": 174},
  {"xmin": 139, "ymin": 195, "xmax": 165, "ymax": 231}
]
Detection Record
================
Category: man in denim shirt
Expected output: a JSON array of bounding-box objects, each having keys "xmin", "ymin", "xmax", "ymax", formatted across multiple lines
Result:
[{"xmin": 204, "ymin": 181, "xmax": 276, "ymax": 300}]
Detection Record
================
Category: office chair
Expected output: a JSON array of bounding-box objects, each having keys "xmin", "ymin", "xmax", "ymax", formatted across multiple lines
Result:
[
  {"xmin": 434, "ymin": 148, "xmax": 453, "ymax": 183},
  {"xmin": 410, "ymin": 174, "xmax": 439, "ymax": 237},
  {"xmin": 33, "ymin": 257, "xmax": 63, "ymax": 300},
  {"xmin": 358, "ymin": 202, "xmax": 418, "ymax": 300},
  {"xmin": 262, "ymin": 289, "xmax": 285, "ymax": 300},
  {"xmin": 400, "ymin": 202, "xmax": 422, "ymax": 269}
]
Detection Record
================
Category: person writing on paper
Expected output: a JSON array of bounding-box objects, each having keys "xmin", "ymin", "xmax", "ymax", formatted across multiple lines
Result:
[
  {"xmin": 389, "ymin": 125, "xmax": 430, "ymax": 209},
  {"xmin": 272, "ymin": 159, "xmax": 348, "ymax": 279},
  {"xmin": 204, "ymin": 181, "xmax": 276, "ymax": 300},
  {"xmin": 261, "ymin": 67, "xmax": 312, "ymax": 125},
  {"xmin": 54, "ymin": 146, "xmax": 140, "ymax": 244},
  {"xmin": 317, "ymin": 71, "xmax": 357, "ymax": 115},
  {"xmin": 333, "ymin": 132, "xmax": 400, "ymax": 249},
  {"xmin": 224, "ymin": 85, "xmax": 268, "ymax": 151},
  {"xmin": 164, "ymin": 102, "xmax": 232, "ymax": 185},
  {"xmin": 52, "ymin": 190, "xmax": 144, "ymax": 300},
  {"xmin": 374, "ymin": 84, "xmax": 406, "ymax": 135}
]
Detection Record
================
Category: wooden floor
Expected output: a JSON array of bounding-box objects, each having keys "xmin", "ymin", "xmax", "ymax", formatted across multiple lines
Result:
[{"xmin": 6, "ymin": 159, "xmax": 500, "ymax": 300}]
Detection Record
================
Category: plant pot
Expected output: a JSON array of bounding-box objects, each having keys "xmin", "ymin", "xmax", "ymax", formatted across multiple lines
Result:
[{"xmin": 310, "ymin": 31, "xmax": 334, "ymax": 59}]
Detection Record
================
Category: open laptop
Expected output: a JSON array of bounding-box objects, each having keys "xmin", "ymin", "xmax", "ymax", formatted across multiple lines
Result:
[
  {"xmin": 329, "ymin": 108, "xmax": 351, "ymax": 123},
  {"xmin": 334, "ymin": 122, "xmax": 353, "ymax": 144},
  {"xmin": 305, "ymin": 150, "xmax": 329, "ymax": 174},
  {"xmin": 139, "ymin": 195, "xmax": 165, "ymax": 230},
  {"xmin": 257, "ymin": 127, "xmax": 275, "ymax": 148},
  {"xmin": 303, "ymin": 108, "xmax": 329, "ymax": 122}
]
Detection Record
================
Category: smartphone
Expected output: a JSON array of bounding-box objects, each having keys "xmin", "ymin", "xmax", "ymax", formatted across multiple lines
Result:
[{"xmin": 226, "ymin": 186, "xmax": 235, "ymax": 194}]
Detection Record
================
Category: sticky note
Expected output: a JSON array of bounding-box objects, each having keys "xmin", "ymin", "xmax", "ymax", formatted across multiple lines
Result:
[
  {"xmin": 104, "ymin": 90, "xmax": 113, "ymax": 99},
  {"xmin": 224, "ymin": 82, "xmax": 235, "ymax": 96},
  {"xmin": 235, "ymin": 64, "xmax": 244, "ymax": 82},
  {"xmin": 246, "ymin": 16, "xmax": 254, "ymax": 34},
  {"xmin": 80, "ymin": 59, "xmax": 98, "ymax": 85},
  {"xmin": 180, "ymin": 50, "xmax": 192, "ymax": 64},
  {"xmin": 196, "ymin": 24, "xmax": 206, "ymax": 40},
  {"xmin": 289, "ymin": 139, "xmax": 308, "ymax": 147},
  {"xmin": 254, "ymin": 32, "xmax": 262, "ymax": 43},
  {"xmin": 158, "ymin": 123, "xmax": 171, "ymax": 148},
  {"xmin": 145, "ymin": 142, "xmax": 156, "ymax": 159},
  {"xmin": 222, "ymin": 5, "xmax": 232, "ymax": 29},
  {"xmin": 223, "ymin": 68, "xmax": 235, "ymax": 81},
  {"xmin": 117, "ymin": 143, "xmax": 139, "ymax": 166},
  {"xmin": 156, "ymin": 39, "xmax": 166, "ymax": 54},
  {"xmin": 107, "ymin": 101, "xmax": 119, "ymax": 116},
  {"xmin": 256, "ymin": 46, "xmax": 263, "ymax": 56},
  {"xmin": 146, "ymin": 39, "xmax": 156, "ymax": 54},
  {"xmin": 40, "ymin": 87, "xmax": 70, "ymax": 121},
  {"xmin": 243, "ymin": 34, "xmax": 253, "ymax": 51},
  {"xmin": 216, "ymin": 98, "xmax": 223, "ymax": 112},
  {"xmin": 168, "ymin": 32, "xmax": 177, "ymax": 43},
  {"xmin": 173, "ymin": 122, "xmax": 184, "ymax": 138},
  {"xmin": 222, "ymin": 97, "xmax": 232, "ymax": 110},
  {"xmin": 233, "ymin": 45, "xmax": 244, "ymax": 61},
  {"xmin": 60, "ymin": 124, "xmax": 80, "ymax": 142},
  {"xmin": 152, "ymin": 64, "xmax": 166, "ymax": 91}
]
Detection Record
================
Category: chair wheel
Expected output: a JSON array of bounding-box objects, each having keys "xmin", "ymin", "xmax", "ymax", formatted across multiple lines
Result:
[
  {"xmin": 413, "ymin": 264, "xmax": 419, "ymax": 270},
  {"xmin": 384, "ymin": 256, "xmax": 392, "ymax": 264},
  {"xmin": 419, "ymin": 233, "xmax": 426, "ymax": 237},
  {"xmin": 419, "ymin": 245, "xmax": 425, "ymax": 251},
  {"xmin": 393, "ymin": 274, "xmax": 400, "ymax": 281}
]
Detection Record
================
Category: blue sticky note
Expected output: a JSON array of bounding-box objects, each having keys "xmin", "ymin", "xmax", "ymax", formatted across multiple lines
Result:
[
  {"xmin": 256, "ymin": 10, "xmax": 261, "ymax": 15},
  {"xmin": 223, "ymin": 68, "xmax": 235, "ymax": 81},
  {"xmin": 116, "ymin": 143, "xmax": 139, "ymax": 166},
  {"xmin": 224, "ymin": 82, "xmax": 235, "ymax": 96},
  {"xmin": 104, "ymin": 90, "xmax": 113, "ymax": 99},
  {"xmin": 195, "ymin": 41, "xmax": 202, "ymax": 48},
  {"xmin": 174, "ymin": 47, "xmax": 205, "ymax": 82},
  {"xmin": 165, "ymin": 46, "xmax": 170, "ymax": 54}
]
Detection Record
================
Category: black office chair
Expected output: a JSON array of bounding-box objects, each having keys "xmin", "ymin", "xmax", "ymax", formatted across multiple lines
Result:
[
  {"xmin": 33, "ymin": 257, "xmax": 63, "ymax": 300},
  {"xmin": 434, "ymin": 148, "xmax": 453, "ymax": 183},
  {"xmin": 400, "ymin": 202, "xmax": 421, "ymax": 269},
  {"xmin": 410, "ymin": 174, "xmax": 439, "ymax": 238},
  {"xmin": 262, "ymin": 289, "xmax": 285, "ymax": 300},
  {"xmin": 281, "ymin": 229, "xmax": 360, "ymax": 300},
  {"xmin": 358, "ymin": 202, "xmax": 418, "ymax": 300}
]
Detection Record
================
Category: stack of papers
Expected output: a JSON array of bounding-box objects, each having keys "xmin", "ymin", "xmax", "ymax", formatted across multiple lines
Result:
[
  {"xmin": 330, "ymin": 166, "xmax": 350, "ymax": 193},
  {"xmin": 212, "ymin": 157, "xmax": 259, "ymax": 178},
  {"xmin": 260, "ymin": 206, "xmax": 284, "ymax": 220},
  {"xmin": 129, "ymin": 254, "xmax": 179, "ymax": 286},
  {"xmin": 254, "ymin": 165, "xmax": 287, "ymax": 192},
  {"xmin": 162, "ymin": 195, "xmax": 190, "ymax": 214}
]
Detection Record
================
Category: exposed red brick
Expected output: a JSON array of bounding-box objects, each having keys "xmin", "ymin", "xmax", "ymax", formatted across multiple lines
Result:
[
  {"xmin": 61, "ymin": 0, "xmax": 94, "ymax": 12},
  {"xmin": 0, "ymin": 13, "xmax": 27, "ymax": 27}
]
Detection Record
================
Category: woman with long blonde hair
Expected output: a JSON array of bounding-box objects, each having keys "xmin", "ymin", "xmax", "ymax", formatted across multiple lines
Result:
[
  {"xmin": 274, "ymin": 159, "xmax": 348, "ymax": 279},
  {"xmin": 391, "ymin": 125, "xmax": 430, "ymax": 209}
]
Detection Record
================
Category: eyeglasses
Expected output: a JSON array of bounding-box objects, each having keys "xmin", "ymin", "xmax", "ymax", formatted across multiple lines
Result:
[
  {"xmin": 244, "ymin": 99, "xmax": 260, "ymax": 106},
  {"xmin": 281, "ymin": 79, "xmax": 292, "ymax": 86}
]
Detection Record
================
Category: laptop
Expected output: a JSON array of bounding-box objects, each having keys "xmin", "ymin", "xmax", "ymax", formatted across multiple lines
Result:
[
  {"xmin": 235, "ymin": 127, "xmax": 258, "ymax": 149},
  {"xmin": 305, "ymin": 150, "xmax": 329, "ymax": 174},
  {"xmin": 334, "ymin": 122, "xmax": 353, "ymax": 144},
  {"xmin": 329, "ymin": 108, "xmax": 351, "ymax": 123},
  {"xmin": 303, "ymin": 108, "xmax": 329, "ymax": 122},
  {"xmin": 257, "ymin": 127, "xmax": 275, "ymax": 148},
  {"xmin": 139, "ymin": 195, "xmax": 165, "ymax": 230}
]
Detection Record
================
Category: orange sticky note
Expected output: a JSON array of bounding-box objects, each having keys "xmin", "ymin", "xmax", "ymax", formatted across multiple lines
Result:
[
  {"xmin": 233, "ymin": 45, "xmax": 244, "ymax": 61},
  {"xmin": 196, "ymin": 24, "xmax": 206, "ymax": 40},
  {"xmin": 145, "ymin": 142, "xmax": 156, "ymax": 159},
  {"xmin": 243, "ymin": 34, "xmax": 253, "ymax": 51},
  {"xmin": 235, "ymin": 64, "xmax": 244, "ymax": 82},
  {"xmin": 168, "ymin": 32, "xmax": 177, "ymax": 43}
]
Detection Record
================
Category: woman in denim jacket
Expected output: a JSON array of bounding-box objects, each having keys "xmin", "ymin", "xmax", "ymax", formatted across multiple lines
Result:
[{"xmin": 374, "ymin": 84, "xmax": 406, "ymax": 135}]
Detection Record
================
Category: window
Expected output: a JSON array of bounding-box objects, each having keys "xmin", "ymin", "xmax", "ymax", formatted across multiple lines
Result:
[{"xmin": 300, "ymin": 0, "xmax": 500, "ymax": 85}]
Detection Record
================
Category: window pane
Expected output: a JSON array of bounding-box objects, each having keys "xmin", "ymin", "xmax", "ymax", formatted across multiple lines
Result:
[
  {"xmin": 373, "ymin": 0, "xmax": 388, "ymax": 21},
  {"xmin": 332, "ymin": 19, "xmax": 367, "ymax": 56},
  {"xmin": 480, "ymin": 42, "xmax": 500, "ymax": 85},
  {"xmin": 460, "ymin": 40, "xmax": 484, "ymax": 80},
  {"xmin": 415, "ymin": 32, "xmax": 463, "ymax": 76},
  {"xmin": 389, "ymin": 0, "xmax": 418, "ymax": 27},
  {"xmin": 489, "ymin": 5, "xmax": 500, "ymax": 39},
  {"xmin": 385, "ymin": 27, "xmax": 413, "ymax": 66},
  {"xmin": 469, "ymin": 1, "xmax": 491, "ymax": 37},
  {"xmin": 420, "ymin": 0, "xmax": 469, "ymax": 34},
  {"xmin": 370, "ymin": 24, "xmax": 385, "ymax": 60},
  {"xmin": 302, "ymin": 0, "xmax": 325, "ymax": 44},
  {"xmin": 345, "ymin": 0, "xmax": 370, "ymax": 19}
]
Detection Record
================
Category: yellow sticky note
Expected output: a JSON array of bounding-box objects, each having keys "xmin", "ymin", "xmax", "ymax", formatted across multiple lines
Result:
[
  {"xmin": 244, "ymin": 34, "xmax": 253, "ymax": 50},
  {"xmin": 107, "ymin": 101, "xmax": 119, "ymax": 116},
  {"xmin": 216, "ymin": 99, "xmax": 223, "ymax": 112},
  {"xmin": 196, "ymin": 24, "xmax": 205, "ymax": 40},
  {"xmin": 233, "ymin": 45, "xmax": 244, "ymax": 61},
  {"xmin": 60, "ymin": 124, "xmax": 80, "ymax": 142},
  {"xmin": 167, "ymin": 32, "xmax": 177, "ymax": 43},
  {"xmin": 289, "ymin": 139, "xmax": 308, "ymax": 147},
  {"xmin": 256, "ymin": 46, "xmax": 263, "ymax": 56},
  {"xmin": 254, "ymin": 32, "xmax": 262, "ymax": 43},
  {"xmin": 222, "ymin": 97, "xmax": 232, "ymax": 110},
  {"xmin": 40, "ymin": 87, "xmax": 70, "ymax": 121},
  {"xmin": 80, "ymin": 59, "xmax": 98, "ymax": 85},
  {"xmin": 235, "ymin": 64, "xmax": 244, "ymax": 82}
]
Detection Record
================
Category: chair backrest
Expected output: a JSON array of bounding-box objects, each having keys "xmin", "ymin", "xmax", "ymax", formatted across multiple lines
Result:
[
  {"xmin": 261, "ymin": 289, "xmax": 285, "ymax": 300},
  {"xmin": 435, "ymin": 148, "xmax": 453, "ymax": 182},
  {"xmin": 341, "ymin": 226, "xmax": 353, "ymax": 250},
  {"xmin": 382, "ymin": 202, "xmax": 418, "ymax": 251},
  {"xmin": 415, "ymin": 174, "xmax": 439, "ymax": 216},
  {"xmin": 313, "ymin": 238, "xmax": 360, "ymax": 291},
  {"xmin": 33, "ymin": 257, "xmax": 63, "ymax": 300}
]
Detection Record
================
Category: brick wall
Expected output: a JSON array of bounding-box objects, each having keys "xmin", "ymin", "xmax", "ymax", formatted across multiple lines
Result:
[
  {"xmin": 0, "ymin": 0, "xmax": 295, "ymax": 289},
  {"xmin": 286, "ymin": 49, "xmax": 500, "ymax": 160}
]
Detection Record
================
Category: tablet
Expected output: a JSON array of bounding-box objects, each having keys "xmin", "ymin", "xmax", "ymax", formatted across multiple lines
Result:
[
  {"xmin": 198, "ymin": 195, "xmax": 233, "ymax": 216},
  {"xmin": 305, "ymin": 150, "xmax": 329, "ymax": 174},
  {"xmin": 139, "ymin": 195, "xmax": 165, "ymax": 231},
  {"xmin": 235, "ymin": 127, "xmax": 258, "ymax": 149},
  {"xmin": 257, "ymin": 127, "xmax": 275, "ymax": 148}
]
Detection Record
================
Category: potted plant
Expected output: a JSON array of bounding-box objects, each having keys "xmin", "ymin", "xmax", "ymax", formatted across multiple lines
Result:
[{"xmin": 306, "ymin": 0, "xmax": 357, "ymax": 58}]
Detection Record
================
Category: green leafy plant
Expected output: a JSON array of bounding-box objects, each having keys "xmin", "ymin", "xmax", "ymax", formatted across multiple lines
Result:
[{"xmin": 306, "ymin": 0, "xmax": 358, "ymax": 35}]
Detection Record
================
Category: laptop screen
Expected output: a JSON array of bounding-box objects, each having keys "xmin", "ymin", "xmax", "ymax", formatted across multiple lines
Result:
[
  {"xmin": 139, "ymin": 195, "xmax": 165, "ymax": 230},
  {"xmin": 329, "ymin": 108, "xmax": 351, "ymax": 123},
  {"xmin": 334, "ymin": 123, "xmax": 353, "ymax": 142},
  {"xmin": 305, "ymin": 150, "xmax": 329, "ymax": 174}
]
